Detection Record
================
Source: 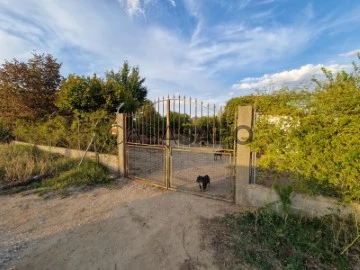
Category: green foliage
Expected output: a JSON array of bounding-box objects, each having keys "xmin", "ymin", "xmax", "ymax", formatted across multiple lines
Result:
[
  {"xmin": 274, "ymin": 183, "xmax": 293, "ymax": 215},
  {"xmin": 42, "ymin": 160, "xmax": 110, "ymax": 189},
  {"xmin": 13, "ymin": 111, "xmax": 117, "ymax": 153},
  {"xmin": 0, "ymin": 52, "xmax": 62, "ymax": 121},
  {"xmin": 0, "ymin": 144, "xmax": 111, "ymax": 191},
  {"xmin": 13, "ymin": 117, "xmax": 68, "ymax": 147},
  {"xmin": 56, "ymin": 61, "xmax": 148, "ymax": 114},
  {"xmin": 56, "ymin": 74, "xmax": 105, "ymax": 113},
  {"xmin": 250, "ymin": 63, "xmax": 360, "ymax": 202},
  {"xmin": 104, "ymin": 61, "xmax": 147, "ymax": 112},
  {"xmin": 67, "ymin": 110, "xmax": 116, "ymax": 153},
  {"xmin": 224, "ymin": 208, "xmax": 360, "ymax": 269},
  {"xmin": 0, "ymin": 120, "xmax": 14, "ymax": 143}
]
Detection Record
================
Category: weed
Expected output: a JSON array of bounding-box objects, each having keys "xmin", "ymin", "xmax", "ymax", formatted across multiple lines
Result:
[
  {"xmin": 223, "ymin": 207, "xmax": 360, "ymax": 270},
  {"xmin": 0, "ymin": 144, "xmax": 112, "ymax": 193},
  {"xmin": 0, "ymin": 144, "xmax": 57, "ymax": 184},
  {"xmin": 42, "ymin": 160, "xmax": 110, "ymax": 189}
]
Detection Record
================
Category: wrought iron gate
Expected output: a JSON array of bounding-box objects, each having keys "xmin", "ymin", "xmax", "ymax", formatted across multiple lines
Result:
[{"xmin": 125, "ymin": 96, "xmax": 235, "ymax": 201}]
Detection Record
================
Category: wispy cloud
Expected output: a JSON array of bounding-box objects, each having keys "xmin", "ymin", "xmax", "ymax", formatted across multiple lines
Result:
[
  {"xmin": 169, "ymin": 0, "xmax": 176, "ymax": 7},
  {"xmin": 339, "ymin": 49, "xmax": 360, "ymax": 58},
  {"xmin": 188, "ymin": 25, "xmax": 311, "ymax": 76},
  {"xmin": 118, "ymin": 0, "xmax": 144, "ymax": 17},
  {"xmin": 232, "ymin": 64, "xmax": 350, "ymax": 91}
]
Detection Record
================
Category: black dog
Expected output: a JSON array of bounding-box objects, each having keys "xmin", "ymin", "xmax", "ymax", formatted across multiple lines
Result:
[{"xmin": 196, "ymin": 175, "xmax": 210, "ymax": 191}]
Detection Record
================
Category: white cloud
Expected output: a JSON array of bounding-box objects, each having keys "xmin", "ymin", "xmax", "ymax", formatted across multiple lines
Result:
[
  {"xmin": 169, "ymin": 0, "xmax": 176, "ymax": 7},
  {"xmin": 118, "ymin": 0, "xmax": 144, "ymax": 17},
  {"xmin": 188, "ymin": 25, "xmax": 311, "ymax": 76},
  {"xmin": 232, "ymin": 64, "xmax": 350, "ymax": 91},
  {"xmin": 339, "ymin": 49, "xmax": 360, "ymax": 58}
]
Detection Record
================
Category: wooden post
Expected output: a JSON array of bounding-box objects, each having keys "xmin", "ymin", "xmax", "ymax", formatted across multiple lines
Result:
[
  {"xmin": 235, "ymin": 106, "xmax": 253, "ymax": 205},
  {"xmin": 117, "ymin": 113, "xmax": 126, "ymax": 177}
]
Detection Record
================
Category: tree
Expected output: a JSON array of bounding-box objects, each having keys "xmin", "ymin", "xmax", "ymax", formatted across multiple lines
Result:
[
  {"xmin": 56, "ymin": 74, "xmax": 105, "ymax": 113},
  {"xmin": 104, "ymin": 61, "xmax": 148, "ymax": 112},
  {"xmin": 0, "ymin": 53, "xmax": 62, "ymax": 121},
  {"xmin": 56, "ymin": 61, "xmax": 148, "ymax": 114}
]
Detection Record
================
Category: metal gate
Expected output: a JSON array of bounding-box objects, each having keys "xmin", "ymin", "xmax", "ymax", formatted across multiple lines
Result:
[{"xmin": 125, "ymin": 96, "xmax": 235, "ymax": 201}]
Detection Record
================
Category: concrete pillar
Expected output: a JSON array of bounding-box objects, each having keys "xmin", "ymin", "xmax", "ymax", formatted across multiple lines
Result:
[
  {"xmin": 235, "ymin": 106, "xmax": 253, "ymax": 205},
  {"xmin": 116, "ymin": 113, "xmax": 126, "ymax": 177}
]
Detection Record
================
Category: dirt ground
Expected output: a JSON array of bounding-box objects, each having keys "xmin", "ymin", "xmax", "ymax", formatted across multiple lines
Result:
[{"xmin": 0, "ymin": 179, "xmax": 247, "ymax": 270}]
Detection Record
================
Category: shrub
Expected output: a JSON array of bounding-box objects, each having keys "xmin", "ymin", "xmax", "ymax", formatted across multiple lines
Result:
[
  {"xmin": 223, "ymin": 207, "xmax": 360, "ymax": 269},
  {"xmin": 0, "ymin": 120, "xmax": 14, "ymax": 144},
  {"xmin": 250, "ymin": 62, "xmax": 360, "ymax": 202}
]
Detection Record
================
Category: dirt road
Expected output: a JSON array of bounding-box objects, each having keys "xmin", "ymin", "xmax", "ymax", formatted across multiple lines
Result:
[{"xmin": 0, "ymin": 179, "xmax": 243, "ymax": 270}]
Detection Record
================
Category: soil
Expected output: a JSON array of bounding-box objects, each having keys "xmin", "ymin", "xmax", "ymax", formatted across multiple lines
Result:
[{"xmin": 0, "ymin": 179, "xmax": 249, "ymax": 270}]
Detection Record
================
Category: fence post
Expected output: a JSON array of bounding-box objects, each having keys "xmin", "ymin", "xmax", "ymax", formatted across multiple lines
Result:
[
  {"xmin": 235, "ymin": 106, "xmax": 253, "ymax": 205},
  {"xmin": 165, "ymin": 97, "xmax": 171, "ymax": 188},
  {"xmin": 117, "ymin": 113, "xmax": 126, "ymax": 177}
]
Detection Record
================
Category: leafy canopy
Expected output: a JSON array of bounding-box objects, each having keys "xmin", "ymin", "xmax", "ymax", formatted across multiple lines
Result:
[
  {"xmin": 56, "ymin": 61, "xmax": 148, "ymax": 114},
  {"xmin": 0, "ymin": 52, "xmax": 62, "ymax": 120}
]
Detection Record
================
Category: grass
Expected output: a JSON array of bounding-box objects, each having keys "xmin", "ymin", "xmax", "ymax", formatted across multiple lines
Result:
[
  {"xmin": 221, "ymin": 206, "xmax": 360, "ymax": 270},
  {"xmin": 0, "ymin": 144, "xmax": 111, "ymax": 193},
  {"xmin": 41, "ymin": 160, "xmax": 111, "ymax": 189},
  {"xmin": 0, "ymin": 144, "xmax": 58, "ymax": 185}
]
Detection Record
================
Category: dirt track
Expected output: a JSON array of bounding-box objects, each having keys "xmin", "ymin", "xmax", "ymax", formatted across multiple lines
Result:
[{"xmin": 0, "ymin": 179, "xmax": 244, "ymax": 270}]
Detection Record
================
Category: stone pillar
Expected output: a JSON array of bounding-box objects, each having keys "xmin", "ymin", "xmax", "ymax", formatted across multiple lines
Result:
[
  {"xmin": 116, "ymin": 113, "xmax": 126, "ymax": 177},
  {"xmin": 235, "ymin": 106, "xmax": 253, "ymax": 205}
]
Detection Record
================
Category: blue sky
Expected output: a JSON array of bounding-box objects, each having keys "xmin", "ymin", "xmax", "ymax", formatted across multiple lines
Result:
[{"xmin": 0, "ymin": 0, "xmax": 359, "ymax": 105}]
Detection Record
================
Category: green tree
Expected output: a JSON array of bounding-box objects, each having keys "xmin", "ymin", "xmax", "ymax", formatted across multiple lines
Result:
[
  {"xmin": 56, "ymin": 74, "xmax": 105, "ymax": 113},
  {"xmin": 0, "ymin": 53, "xmax": 62, "ymax": 121},
  {"xmin": 104, "ymin": 61, "xmax": 148, "ymax": 113}
]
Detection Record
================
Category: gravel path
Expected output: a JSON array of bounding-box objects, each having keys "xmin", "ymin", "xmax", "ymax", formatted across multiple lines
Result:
[{"xmin": 0, "ymin": 179, "xmax": 243, "ymax": 270}]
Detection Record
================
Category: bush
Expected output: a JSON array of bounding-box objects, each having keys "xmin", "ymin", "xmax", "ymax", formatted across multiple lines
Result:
[
  {"xmin": 250, "ymin": 62, "xmax": 360, "ymax": 202},
  {"xmin": 223, "ymin": 207, "xmax": 360, "ymax": 269},
  {"xmin": 13, "ymin": 111, "xmax": 117, "ymax": 154},
  {"xmin": 0, "ymin": 120, "xmax": 14, "ymax": 144}
]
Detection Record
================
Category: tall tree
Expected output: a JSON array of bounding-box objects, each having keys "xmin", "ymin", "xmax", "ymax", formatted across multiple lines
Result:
[
  {"xmin": 56, "ymin": 74, "xmax": 105, "ymax": 113},
  {"xmin": 104, "ymin": 61, "xmax": 148, "ymax": 112},
  {"xmin": 0, "ymin": 53, "xmax": 62, "ymax": 121}
]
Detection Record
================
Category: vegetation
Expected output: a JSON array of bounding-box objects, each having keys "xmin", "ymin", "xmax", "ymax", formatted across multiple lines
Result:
[
  {"xmin": 56, "ymin": 61, "xmax": 148, "ymax": 114},
  {"xmin": 223, "ymin": 57, "xmax": 360, "ymax": 202},
  {"xmin": 0, "ymin": 120, "xmax": 14, "ymax": 144},
  {"xmin": 0, "ymin": 52, "xmax": 62, "ymax": 121},
  {"xmin": 219, "ymin": 207, "xmax": 360, "ymax": 270},
  {"xmin": 214, "ymin": 61, "xmax": 360, "ymax": 268},
  {"xmin": 40, "ymin": 160, "xmax": 110, "ymax": 189},
  {"xmin": 0, "ymin": 53, "xmax": 149, "ymax": 154},
  {"xmin": 0, "ymin": 144, "xmax": 110, "ymax": 192}
]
